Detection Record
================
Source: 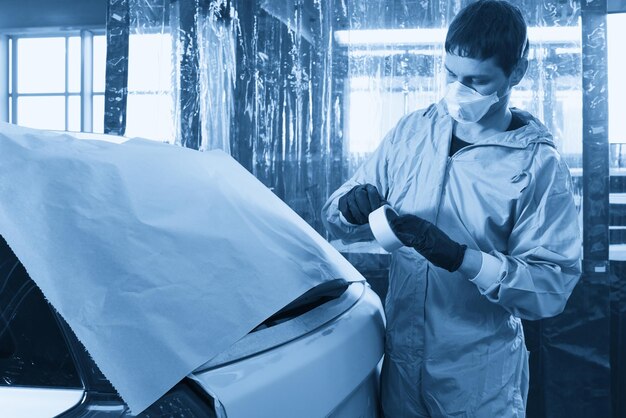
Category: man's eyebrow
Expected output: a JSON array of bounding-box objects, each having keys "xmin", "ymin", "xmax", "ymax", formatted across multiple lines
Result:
[{"xmin": 444, "ymin": 65, "xmax": 490, "ymax": 80}]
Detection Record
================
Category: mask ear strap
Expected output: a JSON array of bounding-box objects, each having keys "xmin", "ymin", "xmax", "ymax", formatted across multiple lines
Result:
[
  {"xmin": 509, "ymin": 34, "xmax": 530, "ymax": 87},
  {"xmin": 510, "ymin": 47, "xmax": 529, "ymax": 87},
  {"xmin": 520, "ymin": 36, "xmax": 529, "ymax": 60}
]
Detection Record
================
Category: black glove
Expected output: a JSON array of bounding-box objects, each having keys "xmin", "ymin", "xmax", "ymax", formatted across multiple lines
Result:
[
  {"xmin": 389, "ymin": 214, "xmax": 467, "ymax": 272},
  {"xmin": 338, "ymin": 184, "xmax": 386, "ymax": 225}
]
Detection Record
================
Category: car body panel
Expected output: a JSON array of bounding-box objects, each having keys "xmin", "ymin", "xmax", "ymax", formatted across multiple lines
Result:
[
  {"xmin": 0, "ymin": 281, "xmax": 384, "ymax": 417},
  {"xmin": 0, "ymin": 123, "xmax": 366, "ymax": 413},
  {"xmin": 0, "ymin": 387, "xmax": 84, "ymax": 418},
  {"xmin": 192, "ymin": 283, "xmax": 385, "ymax": 418}
]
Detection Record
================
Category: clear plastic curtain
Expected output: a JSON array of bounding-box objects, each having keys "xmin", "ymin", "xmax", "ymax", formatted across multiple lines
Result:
[
  {"xmin": 338, "ymin": 0, "xmax": 582, "ymax": 174},
  {"xmin": 229, "ymin": 0, "xmax": 335, "ymax": 233},
  {"xmin": 113, "ymin": 0, "xmax": 622, "ymax": 416},
  {"xmin": 169, "ymin": 0, "xmax": 237, "ymax": 152},
  {"xmin": 116, "ymin": 0, "xmax": 334, "ymax": 231},
  {"xmin": 120, "ymin": 0, "xmax": 236, "ymax": 152},
  {"xmin": 229, "ymin": 0, "xmax": 583, "ymax": 232},
  {"xmin": 197, "ymin": 2, "xmax": 237, "ymax": 153},
  {"xmin": 120, "ymin": 0, "xmax": 582, "ymax": 228}
]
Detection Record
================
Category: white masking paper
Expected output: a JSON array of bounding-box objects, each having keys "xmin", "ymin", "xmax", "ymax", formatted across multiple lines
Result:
[{"xmin": 0, "ymin": 123, "xmax": 364, "ymax": 414}]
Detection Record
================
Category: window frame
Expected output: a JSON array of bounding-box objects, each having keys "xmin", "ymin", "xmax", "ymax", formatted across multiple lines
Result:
[{"xmin": 2, "ymin": 28, "xmax": 106, "ymax": 133}]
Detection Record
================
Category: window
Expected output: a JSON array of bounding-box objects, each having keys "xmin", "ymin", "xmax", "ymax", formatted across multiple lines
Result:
[
  {"xmin": 6, "ymin": 31, "xmax": 106, "ymax": 134},
  {"xmin": 125, "ymin": 33, "xmax": 174, "ymax": 142},
  {"xmin": 4, "ymin": 31, "xmax": 175, "ymax": 141},
  {"xmin": 0, "ymin": 236, "xmax": 81, "ymax": 388},
  {"xmin": 93, "ymin": 34, "xmax": 107, "ymax": 133}
]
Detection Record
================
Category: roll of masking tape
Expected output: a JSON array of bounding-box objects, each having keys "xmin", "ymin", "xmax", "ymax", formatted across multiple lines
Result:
[{"xmin": 369, "ymin": 205, "xmax": 404, "ymax": 252}]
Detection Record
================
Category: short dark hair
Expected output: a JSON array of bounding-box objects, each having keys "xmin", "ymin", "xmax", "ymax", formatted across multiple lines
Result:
[{"xmin": 445, "ymin": 0, "xmax": 529, "ymax": 75}]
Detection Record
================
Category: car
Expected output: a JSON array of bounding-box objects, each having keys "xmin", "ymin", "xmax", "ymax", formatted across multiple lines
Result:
[{"xmin": 0, "ymin": 124, "xmax": 386, "ymax": 417}]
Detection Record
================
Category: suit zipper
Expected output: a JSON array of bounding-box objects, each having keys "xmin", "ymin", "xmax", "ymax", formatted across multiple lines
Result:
[{"xmin": 434, "ymin": 155, "xmax": 453, "ymax": 226}]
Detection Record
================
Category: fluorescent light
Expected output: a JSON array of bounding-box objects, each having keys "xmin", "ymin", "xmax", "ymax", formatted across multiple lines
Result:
[
  {"xmin": 348, "ymin": 48, "xmax": 442, "ymax": 57},
  {"xmin": 335, "ymin": 25, "xmax": 581, "ymax": 47},
  {"xmin": 555, "ymin": 47, "xmax": 582, "ymax": 55},
  {"xmin": 528, "ymin": 26, "xmax": 581, "ymax": 43},
  {"xmin": 335, "ymin": 28, "xmax": 446, "ymax": 46}
]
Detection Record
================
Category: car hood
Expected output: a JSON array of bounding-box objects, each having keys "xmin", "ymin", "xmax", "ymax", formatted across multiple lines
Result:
[{"xmin": 0, "ymin": 123, "xmax": 364, "ymax": 414}]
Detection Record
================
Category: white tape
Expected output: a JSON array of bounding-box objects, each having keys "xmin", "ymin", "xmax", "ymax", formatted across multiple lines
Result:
[{"xmin": 369, "ymin": 205, "xmax": 404, "ymax": 252}]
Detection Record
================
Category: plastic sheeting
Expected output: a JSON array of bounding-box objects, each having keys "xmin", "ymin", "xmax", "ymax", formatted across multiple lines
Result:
[
  {"xmin": 105, "ymin": 0, "xmax": 337, "ymax": 232},
  {"xmin": 169, "ymin": 0, "xmax": 237, "ymax": 151},
  {"xmin": 231, "ymin": 0, "xmax": 337, "ymax": 234},
  {"xmin": 108, "ymin": 0, "xmax": 585, "ymax": 228},
  {"xmin": 0, "ymin": 122, "xmax": 363, "ymax": 414},
  {"xmin": 104, "ymin": 0, "xmax": 129, "ymax": 136},
  {"xmin": 116, "ymin": 0, "xmax": 585, "ymax": 229},
  {"xmin": 105, "ymin": 0, "xmax": 236, "ymax": 151},
  {"xmin": 105, "ymin": 0, "xmax": 624, "ymax": 416}
]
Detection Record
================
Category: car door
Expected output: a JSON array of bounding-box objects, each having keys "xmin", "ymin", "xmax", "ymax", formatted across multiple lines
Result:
[
  {"xmin": 0, "ymin": 236, "xmax": 85, "ymax": 417},
  {"xmin": 0, "ymin": 236, "xmax": 219, "ymax": 417}
]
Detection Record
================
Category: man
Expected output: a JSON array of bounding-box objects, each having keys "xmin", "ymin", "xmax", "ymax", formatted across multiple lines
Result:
[{"xmin": 321, "ymin": 1, "xmax": 582, "ymax": 417}]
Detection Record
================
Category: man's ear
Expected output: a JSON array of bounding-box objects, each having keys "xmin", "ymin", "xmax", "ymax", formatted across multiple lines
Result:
[{"xmin": 509, "ymin": 58, "xmax": 529, "ymax": 87}]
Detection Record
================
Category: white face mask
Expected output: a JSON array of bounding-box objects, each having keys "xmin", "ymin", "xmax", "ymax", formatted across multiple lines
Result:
[{"xmin": 443, "ymin": 81, "xmax": 500, "ymax": 124}]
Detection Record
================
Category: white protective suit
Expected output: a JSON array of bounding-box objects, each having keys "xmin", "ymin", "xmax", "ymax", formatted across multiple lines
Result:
[{"xmin": 322, "ymin": 103, "xmax": 582, "ymax": 417}]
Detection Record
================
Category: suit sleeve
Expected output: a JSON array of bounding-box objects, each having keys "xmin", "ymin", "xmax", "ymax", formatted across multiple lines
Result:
[
  {"xmin": 469, "ymin": 148, "xmax": 582, "ymax": 320},
  {"xmin": 321, "ymin": 128, "xmax": 396, "ymax": 243}
]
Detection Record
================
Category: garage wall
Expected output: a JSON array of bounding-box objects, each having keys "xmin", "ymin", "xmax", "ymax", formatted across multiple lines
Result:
[
  {"xmin": 609, "ymin": 0, "xmax": 626, "ymax": 12},
  {"xmin": 0, "ymin": 0, "xmax": 106, "ymax": 31}
]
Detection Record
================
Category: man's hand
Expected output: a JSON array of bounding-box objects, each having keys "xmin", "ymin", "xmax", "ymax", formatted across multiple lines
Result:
[
  {"xmin": 390, "ymin": 214, "xmax": 467, "ymax": 272},
  {"xmin": 338, "ymin": 184, "xmax": 386, "ymax": 225}
]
